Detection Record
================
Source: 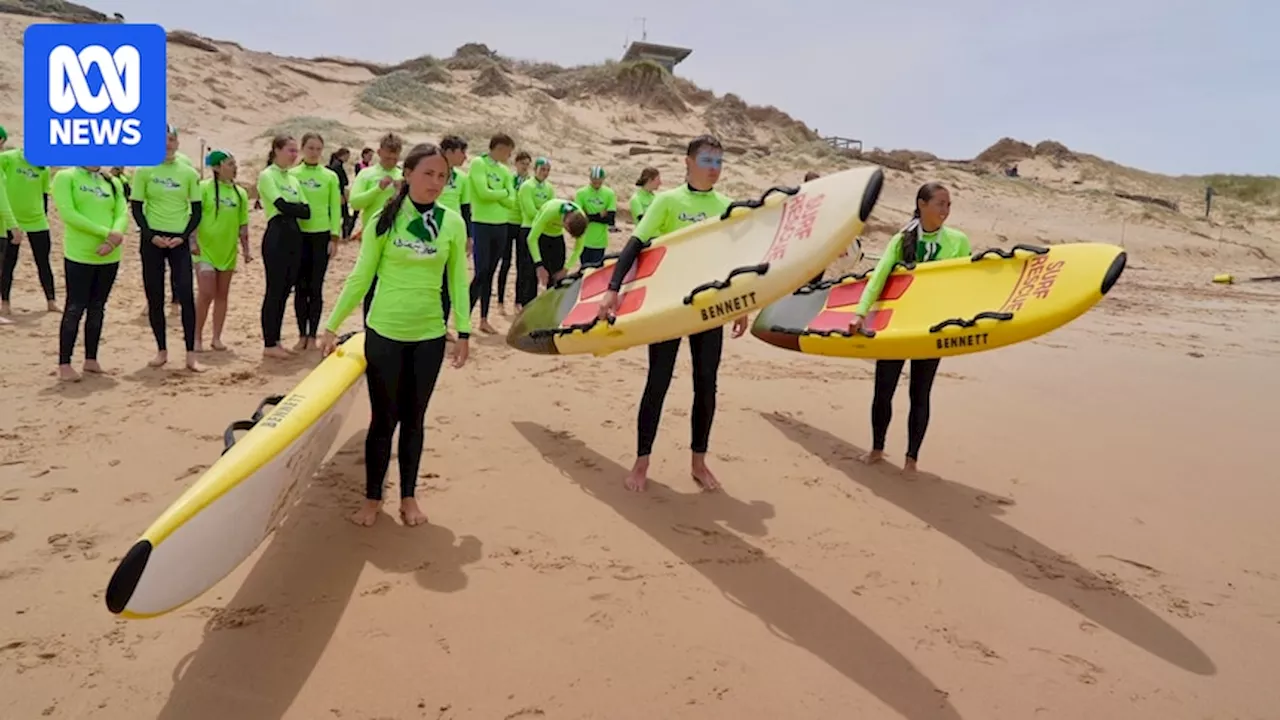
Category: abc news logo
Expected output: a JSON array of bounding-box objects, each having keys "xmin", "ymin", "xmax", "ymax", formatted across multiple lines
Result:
[
  {"xmin": 48, "ymin": 44, "xmax": 143, "ymax": 146},
  {"xmin": 23, "ymin": 23, "xmax": 166, "ymax": 166}
]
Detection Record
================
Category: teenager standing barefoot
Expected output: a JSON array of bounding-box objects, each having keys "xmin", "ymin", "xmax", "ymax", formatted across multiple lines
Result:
[
  {"xmin": 193, "ymin": 151, "xmax": 250, "ymax": 352},
  {"xmin": 130, "ymin": 127, "xmax": 204, "ymax": 371},
  {"xmin": 319, "ymin": 143, "xmax": 470, "ymax": 528},
  {"xmin": 498, "ymin": 150, "xmax": 531, "ymax": 313},
  {"xmin": 597, "ymin": 135, "xmax": 750, "ymax": 493},
  {"xmin": 51, "ymin": 166, "xmax": 127, "ymax": 381},
  {"xmin": 467, "ymin": 133, "xmax": 515, "ymax": 334},
  {"xmin": 291, "ymin": 133, "xmax": 342, "ymax": 351},
  {"xmin": 0, "ymin": 142, "xmax": 57, "ymax": 314},
  {"xmin": 515, "ymin": 156, "xmax": 555, "ymax": 310},
  {"xmin": 630, "ymin": 167, "xmax": 660, "ymax": 224},
  {"xmin": 573, "ymin": 166, "xmax": 617, "ymax": 268},
  {"xmin": 849, "ymin": 182, "xmax": 968, "ymax": 477},
  {"xmin": 257, "ymin": 135, "xmax": 311, "ymax": 360}
]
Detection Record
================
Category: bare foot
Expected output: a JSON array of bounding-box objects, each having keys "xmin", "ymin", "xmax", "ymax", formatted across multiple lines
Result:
[
  {"xmin": 292, "ymin": 338, "xmax": 310, "ymax": 352},
  {"xmin": 210, "ymin": 339, "xmax": 228, "ymax": 351},
  {"xmin": 860, "ymin": 449, "xmax": 886, "ymax": 465},
  {"xmin": 350, "ymin": 500, "xmax": 381, "ymax": 527},
  {"xmin": 147, "ymin": 351, "xmax": 168, "ymax": 367},
  {"xmin": 902, "ymin": 457, "xmax": 920, "ymax": 479},
  {"xmin": 82, "ymin": 360, "xmax": 106, "ymax": 374},
  {"xmin": 47, "ymin": 300, "xmax": 60, "ymax": 312},
  {"xmin": 479, "ymin": 320, "xmax": 497, "ymax": 334},
  {"xmin": 399, "ymin": 498, "xmax": 428, "ymax": 527},
  {"xmin": 624, "ymin": 458, "xmax": 650, "ymax": 492},
  {"xmin": 56, "ymin": 364, "xmax": 80, "ymax": 382},
  {"xmin": 185, "ymin": 354, "xmax": 205, "ymax": 372},
  {"xmin": 263, "ymin": 346, "xmax": 291, "ymax": 360},
  {"xmin": 0, "ymin": 315, "xmax": 11, "ymax": 325},
  {"xmin": 0, "ymin": 302, "xmax": 11, "ymax": 316},
  {"xmin": 691, "ymin": 457, "xmax": 722, "ymax": 492},
  {"xmin": 192, "ymin": 340, "xmax": 205, "ymax": 353}
]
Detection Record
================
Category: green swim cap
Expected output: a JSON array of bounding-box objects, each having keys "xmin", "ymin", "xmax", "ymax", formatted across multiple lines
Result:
[
  {"xmin": 534, "ymin": 156, "xmax": 550, "ymax": 168},
  {"xmin": 0, "ymin": 125, "xmax": 7, "ymax": 141},
  {"xmin": 206, "ymin": 150, "xmax": 230, "ymax": 166},
  {"xmin": 589, "ymin": 166, "xmax": 605, "ymax": 180}
]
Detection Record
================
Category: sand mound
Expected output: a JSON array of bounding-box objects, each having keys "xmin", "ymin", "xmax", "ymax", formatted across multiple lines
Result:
[
  {"xmin": 703, "ymin": 93, "xmax": 752, "ymax": 137},
  {"xmin": 357, "ymin": 70, "xmax": 448, "ymax": 116},
  {"xmin": 1033, "ymin": 139, "xmax": 1075, "ymax": 161},
  {"xmin": 167, "ymin": 29, "xmax": 220, "ymax": 53},
  {"xmin": 446, "ymin": 42, "xmax": 508, "ymax": 71},
  {"xmin": 472, "ymin": 64, "xmax": 514, "ymax": 97},
  {"xmin": 562, "ymin": 60, "xmax": 688, "ymax": 114},
  {"xmin": 975, "ymin": 137, "xmax": 1035, "ymax": 164},
  {"xmin": 379, "ymin": 55, "xmax": 452, "ymax": 85}
]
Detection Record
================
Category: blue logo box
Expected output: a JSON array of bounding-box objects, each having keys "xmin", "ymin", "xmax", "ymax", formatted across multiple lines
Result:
[{"xmin": 23, "ymin": 23, "xmax": 167, "ymax": 167}]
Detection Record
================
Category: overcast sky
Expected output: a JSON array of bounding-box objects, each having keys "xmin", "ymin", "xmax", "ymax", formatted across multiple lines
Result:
[{"xmin": 76, "ymin": 0, "xmax": 1270, "ymax": 176}]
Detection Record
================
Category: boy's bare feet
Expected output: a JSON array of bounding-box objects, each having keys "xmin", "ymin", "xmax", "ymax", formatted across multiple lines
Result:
[
  {"xmin": 399, "ymin": 498, "xmax": 428, "ymax": 527},
  {"xmin": 350, "ymin": 500, "xmax": 381, "ymax": 527}
]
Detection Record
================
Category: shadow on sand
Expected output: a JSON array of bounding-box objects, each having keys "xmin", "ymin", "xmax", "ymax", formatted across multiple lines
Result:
[
  {"xmin": 760, "ymin": 411, "xmax": 1215, "ymax": 676},
  {"xmin": 514, "ymin": 420, "xmax": 964, "ymax": 720},
  {"xmin": 156, "ymin": 430, "xmax": 483, "ymax": 719}
]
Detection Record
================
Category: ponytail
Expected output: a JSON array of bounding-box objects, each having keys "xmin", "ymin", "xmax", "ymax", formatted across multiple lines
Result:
[
  {"xmin": 213, "ymin": 178, "xmax": 221, "ymax": 218},
  {"xmin": 376, "ymin": 183, "xmax": 410, "ymax": 236},
  {"xmin": 902, "ymin": 181, "xmax": 947, "ymax": 266},
  {"xmin": 267, "ymin": 147, "xmax": 276, "ymax": 166}
]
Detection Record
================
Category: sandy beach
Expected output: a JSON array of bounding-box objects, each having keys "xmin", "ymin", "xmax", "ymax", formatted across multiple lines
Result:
[{"xmin": 4, "ymin": 7, "xmax": 1280, "ymax": 719}]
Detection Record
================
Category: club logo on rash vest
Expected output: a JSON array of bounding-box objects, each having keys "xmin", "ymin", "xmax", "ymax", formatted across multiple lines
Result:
[
  {"xmin": 677, "ymin": 211, "xmax": 708, "ymax": 224},
  {"xmin": 79, "ymin": 182, "xmax": 111, "ymax": 199},
  {"xmin": 22, "ymin": 23, "xmax": 167, "ymax": 167}
]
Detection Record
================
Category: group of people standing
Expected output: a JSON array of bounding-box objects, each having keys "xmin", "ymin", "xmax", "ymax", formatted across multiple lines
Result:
[{"xmin": 0, "ymin": 121, "xmax": 966, "ymax": 526}]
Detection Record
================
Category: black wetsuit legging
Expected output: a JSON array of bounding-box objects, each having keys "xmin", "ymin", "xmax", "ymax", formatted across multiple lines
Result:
[
  {"xmin": 871, "ymin": 358, "xmax": 941, "ymax": 460},
  {"xmin": 1, "ymin": 229, "xmax": 57, "ymax": 303},
  {"xmin": 260, "ymin": 210, "xmax": 308, "ymax": 348},
  {"xmin": 140, "ymin": 232, "xmax": 197, "ymax": 352},
  {"xmin": 579, "ymin": 246, "xmax": 606, "ymax": 267},
  {"xmin": 59, "ymin": 259, "xmax": 119, "ymax": 364},
  {"xmin": 295, "ymin": 231, "xmax": 330, "ymax": 338},
  {"xmin": 536, "ymin": 233, "xmax": 566, "ymax": 285},
  {"xmin": 363, "ymin": 328, "xmax": 447, "ymax": 500},
  {"xmin": 514, "ymin": 226, "xmax": 536, "ymax": 305},
  {"xmin": 637, "ymin": 326, "xmax": 724, "ymax": 457},
  {"xmin": 497, "ymin": 223, "xmax": 520, "ymax": 305},
  {"xmin": 469, "ymin": 222, "xmax": 506, "ymax": 317}
]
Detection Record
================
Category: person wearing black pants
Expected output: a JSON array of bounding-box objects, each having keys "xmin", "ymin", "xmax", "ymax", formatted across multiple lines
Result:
[
  {"xmin": 1, "ymin": 229, "xmax": 57, "ymax": 310},
  {"xmin": 637, "ymin": 326, "xmax": 723, "ymax": 460},
  {"xmin": 498, "ymin": 221, "xmax": 521, "ymax": 308},
  {"xmin": 295, "ymin": 232, "xmax": 330, "ymax": 341},
  {"xmin": 514, "ymin": 226, "xmax": 535, "ymax": 306},
  {"xmin": 362, "ymin": 329, "xmax": 446, "ymax": 504},
  {"xmin": 868, "ymin": 358, "xmax": 941, "ymax": 467},
  {"xmin": 60, "ymin": 261, "xmax": 119, "ymax": 374},
  {"xmin": 468, "ymin": 221, "xmax": 506, "ymax": 327},
  {"xmin": 257, "ymin": 135, "xmax": 311, "ymax": 359}
]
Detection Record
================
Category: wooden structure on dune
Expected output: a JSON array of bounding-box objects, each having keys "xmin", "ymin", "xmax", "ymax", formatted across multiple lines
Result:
[{"xmin": 621, "ymin": 40, "xmax": 692, "ymax": 74}]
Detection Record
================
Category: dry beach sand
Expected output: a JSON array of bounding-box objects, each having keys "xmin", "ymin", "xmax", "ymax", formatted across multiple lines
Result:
[{"xmin": 2, "ymin": 6, "xmax": 1280, "ymax": 719}]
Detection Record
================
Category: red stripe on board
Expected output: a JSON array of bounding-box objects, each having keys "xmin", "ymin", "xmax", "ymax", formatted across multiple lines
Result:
[
  {"xmin": 827, "ymin": 274, "xmax": 914, "ymax": 307},
  {"xmin": 865, "ymin": 308, "xmax": 893, "ymax": 332},
  {"xmin": 579, "ymin": 246, "xmax": 668, "ymax": 300},
  {"xmin": 809, "ymin": 310, "xmax": 854, "ymax": 333},
  {"xmin": 561, "ymin": 287, "xmax": 648, "ymax": 328}
]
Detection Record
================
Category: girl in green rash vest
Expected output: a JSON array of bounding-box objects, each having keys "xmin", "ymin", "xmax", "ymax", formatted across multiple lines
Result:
[
  {"xmin": 597, "ymin": 135, "xmax": 751, "ymax": 493},
  {"xmin": 850, "ymin": 182, "xmax": 969, "ymax": 477},
  {"xmin": 497, "ymin": 150, "xmax": 531, "ymax": 313},
  {"xmin": 319, "ymin": 143, "xmax": 471, "ymax": 528},
  {"xmin": 349, "ymin": 133, "xmax": 405, "ymax": 320},
  {"xmin": 130, "ymin": 125, "xmax": 205, "ymax": 371},
  {"xmin": 257, "ymin": 134, "xmax": 312, "ymax": 360},
  {"xmin": 0, "ymin": 144, "xmax": 57, "ymax": 315},
  {"xmin": 192, "ymin": 151, "xmax": 250, "ymax": 353},
  {"xmin": 527, "ymin": 198, "xmax": 589, "ymax": 288},
  {"xmin": 573, "ymin": 166, "xmax": 617, "ymax": 268},
  {"xmin": 291, "ymin": 132, "xmax": 343, "ymax": 351},
  {"xmin": 630, "ymin": 166, "xmax": 660, "ymax": 224},
  {"xmin": 467, "ymin": 133, "xmax": 516, "ymax": 334},
  {"xmin": 51, "ymin": 165, "xmax": 128, "ymax": 381},
  {"xmin": 515, "ymin": 156, "xmax": 555, "ymax": 309}
]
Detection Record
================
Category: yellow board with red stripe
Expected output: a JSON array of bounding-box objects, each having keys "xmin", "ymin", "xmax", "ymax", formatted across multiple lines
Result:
[{"xmin": 750, "ymin": 242, "xmax": 1127, "ymax": 359}]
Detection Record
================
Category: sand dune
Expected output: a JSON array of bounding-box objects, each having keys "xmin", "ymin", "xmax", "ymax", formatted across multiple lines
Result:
[{"xmin": 2, "ymin": 6, "xmax": 1280, "ymax": 720}]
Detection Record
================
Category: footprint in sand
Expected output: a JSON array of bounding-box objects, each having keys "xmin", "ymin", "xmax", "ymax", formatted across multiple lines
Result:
[
  {"xmin": 360, "ymin": 581, "xmax": 394, "ymax": 597},
  {"xmin": 0, "ymin": 530, "xmax": 14, "ymax": 544},
  {"xmin": 38, "ymin": 487, "xmax": 79, "ymax": 502},
  {"xmin": 117, "ymin": 492, "xmax": 152, "ymax": 505},
  {"xmin": 1, "ymin": 489, "xmax": 20, "ymax": 502}
]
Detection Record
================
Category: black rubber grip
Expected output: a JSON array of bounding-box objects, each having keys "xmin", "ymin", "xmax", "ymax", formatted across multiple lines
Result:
[
  {"xmin": 971, "ymin": 244, "xmax": 1049, "ymax": 261},
  {"xmin": 222, "ymin": 419, "xmax": 259, "ymax": 455},
  {"xmin": 768, "ymin": 324, "xmax": 877, "ymax": 339},
  {"xmin": 718, "ymin": 185, "xmax": 800, "ymax": 220},
  {"xmin": 928, "ymin": 311, "xmax": 1014, "ymax": 333},
  {"xmin": 682, "ymin": 263, "xmax": 770, "ymax": 306}
]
